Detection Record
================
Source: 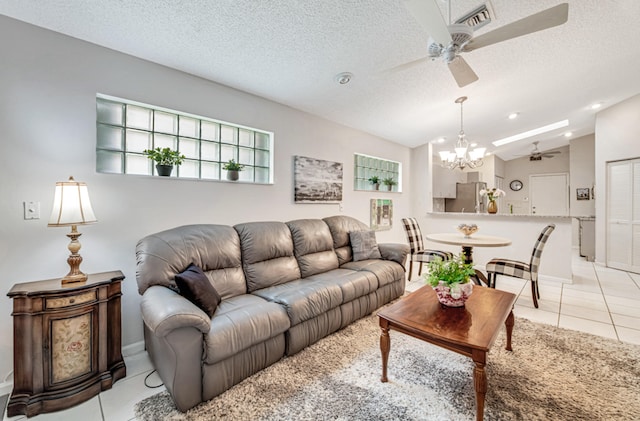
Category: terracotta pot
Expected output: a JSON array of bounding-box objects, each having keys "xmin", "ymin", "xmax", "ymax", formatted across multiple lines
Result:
[
  {"xmin": 488, "ymin": 200, "xmax": 498, "ymax": 214},
  {"xmin": 433, "ymin": 281, "xmax": 473, "ymax": 307}
]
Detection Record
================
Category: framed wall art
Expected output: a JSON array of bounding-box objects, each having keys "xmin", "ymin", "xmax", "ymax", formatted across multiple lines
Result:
[
  {"xmin": 294, "ymin": 156, "xmax": 343, "ymax": 203},
  {"xmin": 370, "ymin": 199, "xmax": 393, "ymax": 231},
  {"xmin": 576, "ymin": 187, "xmax": 590, "ymax": 200}
]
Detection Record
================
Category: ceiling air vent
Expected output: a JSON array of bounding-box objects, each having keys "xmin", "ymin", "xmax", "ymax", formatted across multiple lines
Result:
[{"xmin": 455, "ymin": 3, "xmax": 494, "ymax": 31}]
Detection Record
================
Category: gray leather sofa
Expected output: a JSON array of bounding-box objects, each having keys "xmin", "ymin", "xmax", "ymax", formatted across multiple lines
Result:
[{"xmin": 136, "ymin": 215, "xmax": 408, "ymax": 411}]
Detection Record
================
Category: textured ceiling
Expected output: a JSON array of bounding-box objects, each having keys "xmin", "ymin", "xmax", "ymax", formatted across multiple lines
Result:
[{"xmin": 2, "ymin": 0, "xmax": 639, "ymax": 160}]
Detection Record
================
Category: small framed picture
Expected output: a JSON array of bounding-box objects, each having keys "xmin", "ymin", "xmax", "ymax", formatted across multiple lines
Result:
[{"xmin": 576, "ymin": 188, "xmax": 590, "ymax": 200}]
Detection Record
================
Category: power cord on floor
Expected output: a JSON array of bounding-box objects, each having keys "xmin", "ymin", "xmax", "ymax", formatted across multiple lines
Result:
[{"xmin": 144, "ymin": 369, "xmax": 164, "ymax": 388}]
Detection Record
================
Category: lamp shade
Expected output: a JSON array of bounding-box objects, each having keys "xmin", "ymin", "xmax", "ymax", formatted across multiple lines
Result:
[{"xmin": 48, "ymin": 177, "xmax": 97, "ymax": 226}]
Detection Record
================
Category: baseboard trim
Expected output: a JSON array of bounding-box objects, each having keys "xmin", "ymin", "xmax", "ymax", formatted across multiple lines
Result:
[
  {"xmin": 0, "ymin": 380, "xmax": 12, "ymax": 397},
  {"xmin": 122, "ymin": 340, "xmax": 145, "ymax": 357}
]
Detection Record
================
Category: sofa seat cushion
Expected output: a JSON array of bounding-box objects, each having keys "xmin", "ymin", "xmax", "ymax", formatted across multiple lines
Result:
[
  {"xmin": 204, "ymin": 294, "xmax": 290, "ymax": 365},
  {"xmin": 252, "ymin": 279, "xmax": 343, "ymax": 325},
  {"xmin": 303, "ymin": 268, "xmax": 378, "ymax": 303},
  {"xmin": 341, "ymin": 260, "xmax": 404, "ymax": 287}
]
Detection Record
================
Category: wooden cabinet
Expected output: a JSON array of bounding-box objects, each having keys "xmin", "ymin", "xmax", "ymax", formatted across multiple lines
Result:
[{"xmin": 6, "ymin": 271, "xmax": 126, "ymax": 417}]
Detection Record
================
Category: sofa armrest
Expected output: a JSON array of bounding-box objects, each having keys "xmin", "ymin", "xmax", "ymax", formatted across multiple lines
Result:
[
  {"xmin": 140, "ymin": 285, "xmax": 211, "ymax": 337},
  {"xmin": 378, "ymin": 243, "xmax": 409, "ymax": 268}
]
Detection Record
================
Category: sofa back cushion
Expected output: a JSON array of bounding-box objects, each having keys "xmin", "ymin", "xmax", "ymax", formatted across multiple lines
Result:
[
  {"xmin": 235, "ymin": 221, "xmax": 301, "ymax": 292},
  {"xmin": 323, "ymin": 215, "xmax": 370, "ymax": 265},
  {"xmin": 286, "ymin": 219, "xmax": 339, "ymax": 278},
  {"xmin": 136, "ymin": 224, "xmax": 246, "ymax": 299}
]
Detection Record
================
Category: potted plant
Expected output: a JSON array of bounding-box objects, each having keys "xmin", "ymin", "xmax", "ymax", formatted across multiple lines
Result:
[
  {"xmin": 368, "ymin": 175, "xmax": 381, "ymax": 190},
  {"xmin": 424, "ymin": 254, "xmax": 476, "ymax": 307},
  {"xmin": 143, "ymin": 147, "xmax": 185, "ymax": 177},
  {"xmin": 382, "ymin": 177, "xmax": 397, "ymax": 191},
  {"xmin": 223, "ymin": 159, "xmax": 244, "ymax": 181}
]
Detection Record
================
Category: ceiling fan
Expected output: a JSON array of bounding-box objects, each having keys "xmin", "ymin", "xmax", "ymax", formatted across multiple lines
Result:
[
  {"xmin": 519, "ymin": 141, "xmax": 561, "ymax": 161},
  {"xmin": 399, "ymin": 1, "xmax": 569, "ymax": 87}
]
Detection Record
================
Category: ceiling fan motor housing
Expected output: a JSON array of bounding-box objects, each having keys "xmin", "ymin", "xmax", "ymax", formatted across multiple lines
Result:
[{"xmin": 427, "ymin": 24, "xmax": 473, "ymax": 62}]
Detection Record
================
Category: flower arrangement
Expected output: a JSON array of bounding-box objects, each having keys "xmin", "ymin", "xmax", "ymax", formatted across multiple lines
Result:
[
  {"xmin": 424, "ymin": 254, "xmax": 476, "ymax": 306},
  {"xmin": 424, "ymin": 254, "xmax": 475, "ymax": 288},
  {"xmin": 479, "ymin": 187, "xmax": 506, "ymax": 202}
]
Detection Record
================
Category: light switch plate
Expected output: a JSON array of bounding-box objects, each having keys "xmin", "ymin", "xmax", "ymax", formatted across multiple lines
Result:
[{"xmin": 24, "ymin": 201, "xmax": 40, "ymax": 220}]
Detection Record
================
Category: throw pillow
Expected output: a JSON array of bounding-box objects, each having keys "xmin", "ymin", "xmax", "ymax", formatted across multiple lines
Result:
[
  {"xmin": 349, "ymin": 230, "xmax": 382, "ymax": 261},
  {"xmin": 174, "ymin": 264, "xmax": 221, "ymax": 318}
]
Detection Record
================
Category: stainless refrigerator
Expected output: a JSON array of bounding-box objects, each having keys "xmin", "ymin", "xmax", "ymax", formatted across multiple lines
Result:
[{"xmin": 445, "ymin": 182, "xmax": 487, "ymax": 213}]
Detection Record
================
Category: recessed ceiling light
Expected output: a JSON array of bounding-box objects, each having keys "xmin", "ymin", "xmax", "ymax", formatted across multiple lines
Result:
[
  {"xmin": 492, "ymin": 120, "xmax": 569, "ymax": 147},
  {"xmin": 470, "ymin": 142, "xmax": 478, "ymax": 147},
  {"xmin": 564, "ymin": 132, "xmax": 573, "ymax": 138},
  {"xmin": 508, "ymin": 112, "xmax": 519, "ymax": 120},
  {"xmin": 335, "ymin": 72, "xmax": 353, "ymax": 85},
  {"xmin": 437, "ymin": 137, "xmax": 445, "ymax": 143},
  {"xmin": 591, "ymin": 102, "xmax": 603, "ymax": 110}
]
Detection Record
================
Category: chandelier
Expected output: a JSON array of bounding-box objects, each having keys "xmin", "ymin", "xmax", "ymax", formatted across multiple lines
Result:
[{"xmin": 439, "ymin": 96, "xmax": 486, "ymax": 170}]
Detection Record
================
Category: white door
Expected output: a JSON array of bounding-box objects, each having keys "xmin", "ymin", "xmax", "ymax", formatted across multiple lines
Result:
[
  {"xmin": 606, "ymin": 159, "xmax": 640, "ymax": 273},
  {"xmin": 530, "ymin": 173, "xmax": 569, "ymax": 216}
]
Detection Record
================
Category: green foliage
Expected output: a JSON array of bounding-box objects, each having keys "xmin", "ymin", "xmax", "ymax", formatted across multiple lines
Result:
[
  {"xmin": 368, "ymin": 175, "xmax": 380, "ymax": 184},
  {"xmin": 382, "ymin": 177, "xmax": 397, "ymax": 186},
  {"xmin": 223, "ymin": 159, "xmax": 245, "ymax": 171},
  {"xmin": 424, "ymin": 254, "xmax": 475, "ymax": 287},
  {"xmin": 143, "ymin": 147, "xmax": 185, "ymax": 166}
]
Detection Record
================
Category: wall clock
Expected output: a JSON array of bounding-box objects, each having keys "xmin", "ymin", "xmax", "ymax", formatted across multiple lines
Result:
[{"xmin": 509, "ymin": 180, "xmax": 523, "ymax": 191}]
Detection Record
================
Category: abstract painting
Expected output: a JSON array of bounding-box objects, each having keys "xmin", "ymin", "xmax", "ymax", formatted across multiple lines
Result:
[{"xmin": 294, "ymin": 156, "xmax": 343, "ymax": 203}]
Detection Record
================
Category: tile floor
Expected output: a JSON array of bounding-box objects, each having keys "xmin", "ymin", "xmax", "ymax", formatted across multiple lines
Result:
[{"xmin": 3, "ymin": 254, "xmax": 640, "ymax": 421}]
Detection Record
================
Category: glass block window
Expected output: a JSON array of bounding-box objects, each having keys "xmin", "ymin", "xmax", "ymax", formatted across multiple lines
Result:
[
  {"xmin": 96, "ymin": 94, "xmax": 273, "ymax": 183},
  {"xmin": 354, "ymin": 153, "xmax": 401, "ymax": 192}
]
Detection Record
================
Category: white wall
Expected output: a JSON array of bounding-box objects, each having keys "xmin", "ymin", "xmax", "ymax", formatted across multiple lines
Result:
[
  {"xmin": 0, "ymin": 17, "xmax": 412, "ymax": 383},
  {"xmin": 594, "ymin": 94, "xmax": 640, "ymax": 263},
  {"xmin": 503, "ymin": 145, "xmax": 570, "ymax": 215},
  {"xmin": 569, "ymin": 134, "xmax": 596, "ymax": 245}
]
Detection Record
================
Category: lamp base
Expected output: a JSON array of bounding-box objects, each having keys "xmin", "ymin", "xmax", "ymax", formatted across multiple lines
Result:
[
  {"xmin": 61, "ymin": 225, "xmax": 88, "ymax": 285},
  {"xmin": 61, "ymin": 272, "xmax": 88, "ymax": 284}
]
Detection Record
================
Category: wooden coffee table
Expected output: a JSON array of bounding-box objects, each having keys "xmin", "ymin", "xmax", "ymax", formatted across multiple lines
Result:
[{"xmin": 377, "ymin": 285, "xmax": 517, "ymax": 421}]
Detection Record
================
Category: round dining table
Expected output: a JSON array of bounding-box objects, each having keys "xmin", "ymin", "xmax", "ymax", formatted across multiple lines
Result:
[{"xmin": 425, "ymin": 233, "xmax": 512, "ymax": 286}]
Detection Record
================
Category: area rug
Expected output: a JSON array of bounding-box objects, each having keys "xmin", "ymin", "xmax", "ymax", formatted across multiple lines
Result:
[{"xmin": 135, "ymin": 315, "xmax": 640, "ymax": 420}]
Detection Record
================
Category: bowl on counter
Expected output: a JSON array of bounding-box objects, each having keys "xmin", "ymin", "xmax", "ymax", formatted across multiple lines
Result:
[{"xmin": 457, "ymin": 224, "xmax": 479, "ymax": 238}]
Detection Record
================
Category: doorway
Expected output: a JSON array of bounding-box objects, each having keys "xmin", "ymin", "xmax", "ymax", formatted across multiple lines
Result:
[
  {"xmin": 606, "ymin": 159, "xmax": 640, "ymax": 273},
  {"xmin": 529, "ymin": 173, "xmax": 569, "ymax": 216}
]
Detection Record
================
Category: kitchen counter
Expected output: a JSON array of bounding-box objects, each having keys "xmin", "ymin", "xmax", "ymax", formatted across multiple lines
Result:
[
  {"xmin": 421, "ymin": 213, "xmax": 572, "ymax": 283},
  {"xmin": 429, "ymin": 212, "xmax": 572, "ymax": 219}
]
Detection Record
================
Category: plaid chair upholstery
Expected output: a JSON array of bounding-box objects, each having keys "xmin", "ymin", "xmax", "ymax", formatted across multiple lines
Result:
[
  {"xmin": 401, "ymin": 218, "xmax": 453, "ymax": 280},
  {"xmin": 486, "ymin": 224, "xmax": 555, "ymax": 308}
]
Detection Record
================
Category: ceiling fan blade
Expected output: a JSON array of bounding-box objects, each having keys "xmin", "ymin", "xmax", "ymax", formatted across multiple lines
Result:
[
  {"xmin": 464, "ymin": 3, "xmax": 568, "ymax": 52},
  {"xmin": 404, "ymin": 0, "xmax": 452, "ymax": 46},
  {"xmin": 447, "ymin": 56, "xmax": 479, "ymax": 87},
  {"xmin": 384, "ymin": 56, "xmax": 430, "ymax": 75}
]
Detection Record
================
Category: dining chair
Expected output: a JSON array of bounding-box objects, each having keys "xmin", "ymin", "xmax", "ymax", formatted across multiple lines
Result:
[
  {"xmin": 401, "ymin": 218, "xmax": 454, "ymax": 281},
  {"xmin": 485, "ymin": 224, "xmax": 555, "ymax": 308}
]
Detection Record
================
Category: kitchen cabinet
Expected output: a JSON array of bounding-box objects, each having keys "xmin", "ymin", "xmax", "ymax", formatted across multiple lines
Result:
[{"xmin": 433, "ymin": 164, "xmax": 465, "ymax": 198}]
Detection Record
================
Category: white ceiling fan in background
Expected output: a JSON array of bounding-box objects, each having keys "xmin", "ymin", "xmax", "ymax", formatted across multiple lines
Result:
[
  {"xmin": 398, "ymin": 1, "xmax": 569, "ymax": 87},
  {"xmin": 518, "ymin": 141, "xmax": 562, "ymax": 161}
]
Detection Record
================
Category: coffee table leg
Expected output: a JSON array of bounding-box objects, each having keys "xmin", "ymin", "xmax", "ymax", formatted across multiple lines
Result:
[
  {"xmin": 380, "ymin": 322, "xmax": 390, "ymax": 382},
  {"xmin": 473, "ymin": 360, "xmax": 487, "ymax": 421},
  {"xmin": 505, "ymin": 310, "xmax": 514, "ymax": 351}
]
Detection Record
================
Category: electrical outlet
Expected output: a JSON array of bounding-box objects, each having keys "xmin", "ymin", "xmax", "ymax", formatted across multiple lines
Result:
[{"xmin": 24, "ymin": 201, "xmax": 40, "ymax": 220}]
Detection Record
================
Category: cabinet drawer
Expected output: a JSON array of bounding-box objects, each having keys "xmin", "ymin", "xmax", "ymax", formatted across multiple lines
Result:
[{"xmin": 46, "ymin": 291, "xmax": 96, "ymax": 309}]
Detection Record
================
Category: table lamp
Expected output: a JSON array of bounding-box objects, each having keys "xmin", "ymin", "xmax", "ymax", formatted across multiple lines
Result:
[{"xmin": 48, "ymin": 176, "xmax": 97, "ymax": 284}]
